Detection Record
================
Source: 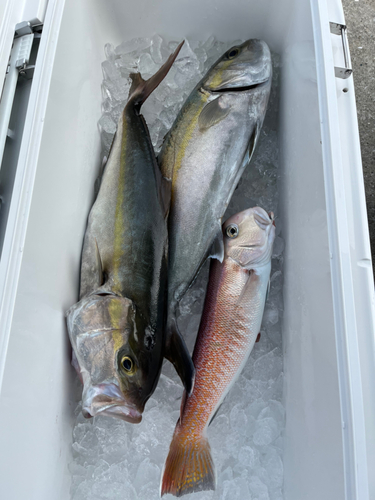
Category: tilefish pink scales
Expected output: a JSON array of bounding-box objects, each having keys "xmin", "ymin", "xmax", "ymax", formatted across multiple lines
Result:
[{"xmin": 161, "ymin": 207, "xmax": 275, "ymax": 497}]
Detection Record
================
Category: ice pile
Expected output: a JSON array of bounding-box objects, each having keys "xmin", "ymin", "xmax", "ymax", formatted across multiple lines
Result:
[{"xmin": 70, "ymin": 36, "xmax": 284, "ymax": 500}]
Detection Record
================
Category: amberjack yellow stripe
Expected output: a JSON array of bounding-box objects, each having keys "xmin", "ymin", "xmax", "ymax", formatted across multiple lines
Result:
[
  {"xmin": 112, "ymin": 329, "xmax": 123, "ymax": 353},
  {"xmin": 206, "ymin": 59, "xmax": 232, "ymax": 89},
  {"xmin": 171, "ymin": 93, "xmax": 209, "ymax": 189},
  {"xmin": 108, "ymin": 298, "xmax": 124, "ymax": 352},
  {"xmin": 112, "ymin": 111, "xmax": 128, "ymax": 294}
]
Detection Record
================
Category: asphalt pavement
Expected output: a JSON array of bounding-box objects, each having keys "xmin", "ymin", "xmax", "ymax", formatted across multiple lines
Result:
[{"xmin": 342, "ymin": 0, "xmax": 375, "ymax": 266}]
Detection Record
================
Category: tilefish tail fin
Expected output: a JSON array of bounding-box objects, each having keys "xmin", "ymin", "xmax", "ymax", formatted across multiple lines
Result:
[
  {"xmin": 128, "ymin": 40, "xmax": 184, "ymax": 107},
  {"xmin": 164, "ymin": 317, "xmax": 195, "ymax": 396},
  {"xmin": 161, "ymin": 430, "xmax": 215, "ymax": 497}
]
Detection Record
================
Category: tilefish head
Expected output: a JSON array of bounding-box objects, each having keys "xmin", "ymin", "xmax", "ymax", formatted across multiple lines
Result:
[{"xmin": 223, "ymin": 206, "xmax": 275, "ymax": 268}]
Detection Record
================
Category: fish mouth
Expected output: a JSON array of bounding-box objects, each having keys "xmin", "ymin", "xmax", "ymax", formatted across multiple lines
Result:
[
  {"xmin": 210, "ymin": 78, "xmax": 270, "ymax": 94},
  {"xmin": 83, "ymin": 404, "xmax": 142, "ymax": 424},
  {"xmin": 253, "ymin": 207, "xmax": 273, "ymax": 229},
  {"xmin": 82, "ymin": 383, "xmax": 143, "ymax": 424}
]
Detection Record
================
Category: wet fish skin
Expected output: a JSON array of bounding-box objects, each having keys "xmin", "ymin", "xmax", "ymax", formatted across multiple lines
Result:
[
  {"xmin": 66, "ymin": 43, "xmax": 188, "ymax": 423},
  {"xmin": 161, "ymin": 207, "xmax": 275, "ymax": 496},
  {"xmin": 158, "ymin": 40, "xmax": 272, "ymax": 366}
]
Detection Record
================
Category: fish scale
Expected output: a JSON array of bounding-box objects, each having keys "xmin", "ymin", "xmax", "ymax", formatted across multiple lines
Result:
[
  {"xmin": 161, "ymin": 207, "xmax": 275, "ymax": 497},
  {"xmin": 66, "ymin": 42, "xmax": 193, "ymax": 425},
  {"xmin": 184, "ymin": 261, "xmax": 262, "ymax": 435},
  {"xmin": 158, "ymin": 40, "xmax": 272, "ymax": 386}
]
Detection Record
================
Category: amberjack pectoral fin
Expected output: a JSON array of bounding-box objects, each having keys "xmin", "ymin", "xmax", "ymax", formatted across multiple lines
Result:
[
  {"xmin": 198, "ymin": 96, "xmax": 231, "ymax": 131},
  {"xmin": 244, "ymin": 121, "xmax": 261, "ymax": 166},
  {"xmin": 208, "ymin": 228, "xmax": 224, "ymax": 263},
  {"xmin": 256, "ymin": 332, "xmax": 261, "ymax": 343},
  {"xmin": 164, "ymin": 320, "xmax": 195, "ymax": 395}
]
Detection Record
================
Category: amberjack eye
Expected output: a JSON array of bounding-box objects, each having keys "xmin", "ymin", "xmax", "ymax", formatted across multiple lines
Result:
[
  {"xmin": 225, "ymin": 224, "xmax": 239, "ymax": 238},
  {"xmin": 227, "ymin": 47, "xmax": 240, "ymax": 59},
  {"xmin": 121, "ymin": 356, "xmax": 135, "ymax": 374}
]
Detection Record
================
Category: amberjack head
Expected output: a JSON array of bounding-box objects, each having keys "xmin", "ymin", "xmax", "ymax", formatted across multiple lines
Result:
[
  {"xmin": 222, "ymin": 207, "xmax": 275, "ymax": 268},
  {"xmin": 203, "ymin": 39, "xmax": 272, "ymax": 92},
  {"xmin": 66, "ymin": 294, "xmax": 162, "ymax": 423}
]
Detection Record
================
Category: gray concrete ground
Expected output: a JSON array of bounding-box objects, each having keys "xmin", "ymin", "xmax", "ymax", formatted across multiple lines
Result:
[{"xmin": 342, "ymin": 0, "xmax": 375, "ymax": 266}]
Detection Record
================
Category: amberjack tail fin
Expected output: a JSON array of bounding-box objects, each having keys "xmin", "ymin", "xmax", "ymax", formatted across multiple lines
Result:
[
  {"xmin": 128, "ymin": 41, "xmax": 184, "ymax": 107},
  {"xmin": 161, "ymin": 432, "xmax": 215, "ymax": 497}
]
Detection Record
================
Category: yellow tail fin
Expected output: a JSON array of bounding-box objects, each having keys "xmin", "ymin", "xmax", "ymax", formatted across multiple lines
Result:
[{"xmin": 161, "ymin": 431, "xmax": 215, "ymax": 497}]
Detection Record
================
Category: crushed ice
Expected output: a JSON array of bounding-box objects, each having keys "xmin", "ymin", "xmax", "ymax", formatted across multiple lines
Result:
[{"xmin": 70, "ymin": 36, "xmax": 284, "ymax": 500}]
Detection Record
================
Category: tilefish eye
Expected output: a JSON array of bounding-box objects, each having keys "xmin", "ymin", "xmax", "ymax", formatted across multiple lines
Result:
[
  {"xmin": 226, "ymin": 224, "xmax": 239, "ymax": 238},
  {"xmin": 121, "ymin": 355, "xmax": 135, "ymax": 374},
  {"xmin": 227, "ymin": 47, "xmax": 240, "ymax": 59}
]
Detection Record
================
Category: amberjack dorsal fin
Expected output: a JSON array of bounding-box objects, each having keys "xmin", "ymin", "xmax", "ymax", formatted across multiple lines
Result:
[{"xmin": 128, "ymin": 41, "xmax": 184, "ymax": 107}]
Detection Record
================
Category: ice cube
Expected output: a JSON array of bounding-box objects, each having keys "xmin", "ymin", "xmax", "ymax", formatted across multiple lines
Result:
[
  {"xmin": 221, "ymin": 466, "xmax": 233, "ymax": 482},
  {"xmin": 139, "ymin": 52, "xmax": 159, "ymax": 76},
  {"xmin": 222, "ymin": 479, "xmax": 241, "ymax": 500},
  {"xmin": 104, "ymin": 43, "xmax": 115, "ymax": 61},
  {"xmin": 134, "ymin": 458, "xmax": 160, "ymax": 490},
  {"xmin": 150, "ymin": 34, "xmax": 163, "ymax": 64},
  {"xmin": 115, "ymin": 37, "xmax": 151, "ymax": 56},
  {"xmin": 238, "ymin": 446, "xmax": 258, "ymax": 469},
  {"xmin": 263, "ymin": 306, "xmax": 279, "ymax": 326},
  {"xmin": 253, "ymin": 417, "xmax": 280, "ymax": 446},
  {"xmin": 71, "ymin": 36, "xmax": 285, "ymax": 500},
  {"xmin": 270, "ymin": 270, "xmax": 283, "ymax": 294},
  {"xmin": 225, "ymin": 431, "xmax": 242, "ymax": 459},
  {"xmin": 262, "ymin": 448, "xmax": 284, "ymax": 489},
  {"xmin": 251, "ymin": 348, "xmax": 283, "ymax": 382},
  {"xmin": 248, "ymin": 475, "xmax": 270, "ymax": 500},
  {"xmin": 230, "ymin": 404, "xmax": 248, "ymax": 432},
  {"xmin": 272, "ymin": 236, "xmax": 284, "ymax": 258},
  {"xmin": 98, "ymin": 113, "xmax": 116, "ymax": 137},
  {"xmin": 258, "ymin": 400, "xmax": 285, "ymax": 424}
]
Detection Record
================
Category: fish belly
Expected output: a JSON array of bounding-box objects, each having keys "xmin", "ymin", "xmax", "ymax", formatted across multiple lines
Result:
[
  {"xmin": 180, "ymin": 257, "xmax": 270, "ymax": 436},
  {"xmin": 161, "ymin": 90, "xmax": 267, "ymax": 314}
]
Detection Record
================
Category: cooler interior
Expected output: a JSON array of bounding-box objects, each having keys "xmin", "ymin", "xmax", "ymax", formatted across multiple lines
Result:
[{"xmin": 0, "ymin": 0, "xmax": 345, "ymax": 499}]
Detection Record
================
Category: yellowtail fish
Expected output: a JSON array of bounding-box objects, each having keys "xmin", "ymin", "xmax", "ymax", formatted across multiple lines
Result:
[
  {"xmin": 161, "ymin": 207, "xmax": 275, "ymax": 496},
  {"xmin": 66, "ymin": 42, "xmax": 194, "ymax": 424},
  {"xmin": 158, "ymin": 40, "xmax": 272, "ymax": 391}
]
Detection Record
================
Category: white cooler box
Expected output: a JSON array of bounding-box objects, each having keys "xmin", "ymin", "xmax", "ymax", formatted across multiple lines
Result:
[{"xmin": 0, "ymin": 0, "xmax": 374, "ymax": 499}]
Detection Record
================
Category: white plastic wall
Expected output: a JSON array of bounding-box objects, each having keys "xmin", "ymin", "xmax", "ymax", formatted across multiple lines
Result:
[{"xmin": 0, "ymin": 0, "xmax": 373, "ymax": 499}]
